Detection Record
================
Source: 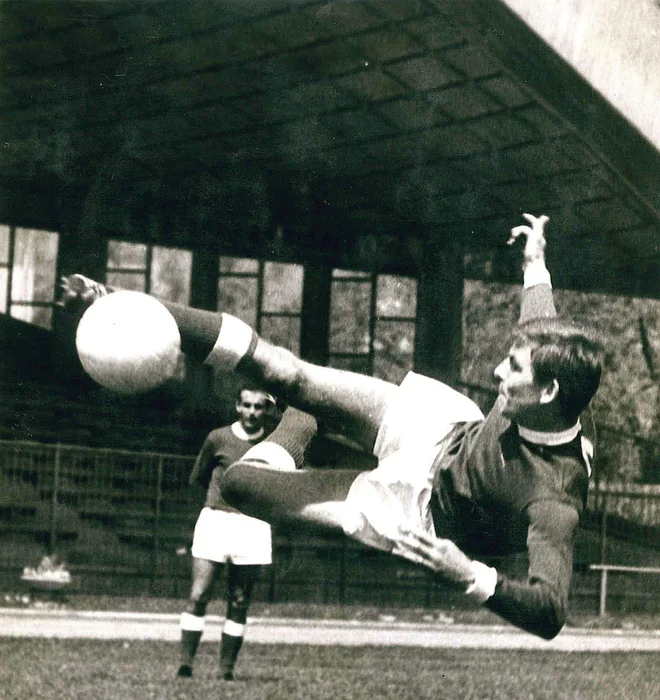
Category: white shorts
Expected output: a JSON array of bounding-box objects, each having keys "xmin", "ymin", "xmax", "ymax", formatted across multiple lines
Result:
[
  {"xmin": 341, "ymin": 372, "xmax": 484, "ymax": 551},
  {"xmin": 191, "ymin": 507, "xmax": 272, "ymax": 565}
]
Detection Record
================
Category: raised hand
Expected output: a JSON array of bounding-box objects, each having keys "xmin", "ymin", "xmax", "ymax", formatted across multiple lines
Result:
[
  {"xmin": 507, "ymin": 213, "xmax": 549, "ymax": 268},
  {"xmin": 393, "ymin": 526, "xmax": 475, "ymax": 587}
]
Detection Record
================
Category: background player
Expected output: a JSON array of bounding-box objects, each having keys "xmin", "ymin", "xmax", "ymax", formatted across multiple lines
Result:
[{"xmin": 177, "ymin": 383, "xmax": 280, "ymax": 680}]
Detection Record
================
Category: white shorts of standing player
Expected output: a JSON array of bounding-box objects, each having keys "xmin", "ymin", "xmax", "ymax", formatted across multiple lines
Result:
[{"xmin": 191, "ymin": 508, "xmax": 272, "ymax": 565}]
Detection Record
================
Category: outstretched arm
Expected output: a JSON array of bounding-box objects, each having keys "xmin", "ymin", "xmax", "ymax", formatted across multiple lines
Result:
[{"xmin": 508, "ymin": 213, "xmax": 557, "ymax": 323}]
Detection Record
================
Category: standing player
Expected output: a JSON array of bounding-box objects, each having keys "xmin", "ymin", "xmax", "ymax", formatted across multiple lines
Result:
[
  {"xmin": 177, "ymin": 384, "xmax": 280, "ymax": 680},
  {"xmin": 60, "ymin": 214, "xmax": 604, "ymax": 640}
]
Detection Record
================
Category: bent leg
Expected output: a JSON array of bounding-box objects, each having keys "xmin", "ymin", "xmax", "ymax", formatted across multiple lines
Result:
[
  {"xmin": 222, "ymin": 463, "xmax": 361, "ymax": 532},
  {"xmin": 156, "ymin": 300, "xmax": 396, "ymax": 451}
]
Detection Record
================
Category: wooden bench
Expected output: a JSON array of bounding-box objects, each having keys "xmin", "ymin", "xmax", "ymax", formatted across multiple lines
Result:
[{"xmin": 589, "ymin": 563, "xmax": 660, "ymax": 616}]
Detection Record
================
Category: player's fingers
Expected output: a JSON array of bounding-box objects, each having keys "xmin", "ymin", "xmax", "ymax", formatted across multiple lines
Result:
[{"xmin": 521, "ymin": 213, "xmax": 550, "ymax": 229}]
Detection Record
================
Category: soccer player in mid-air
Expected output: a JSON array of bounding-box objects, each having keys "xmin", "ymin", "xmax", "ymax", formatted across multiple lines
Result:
[{"xmin": 61, "ymin": 213, "xmax": 603, "ymax": 639}]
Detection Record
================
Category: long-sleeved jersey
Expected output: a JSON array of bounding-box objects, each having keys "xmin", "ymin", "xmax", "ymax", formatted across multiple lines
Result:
[
  {"xmin": 189, "ymin": 423, "xmax": 264, "ymax": 512},
  {"xmin": 431, "ymin": 283, "xmax": 591, "ymax": 639}
]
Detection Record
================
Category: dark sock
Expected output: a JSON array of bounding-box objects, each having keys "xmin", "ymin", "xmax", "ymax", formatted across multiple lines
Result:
[
  {"xmin": 159, "ymin": 301, "xmax": 224, "ymax": 362},
  {"xmin": 219, "ymin": 632, "xmax": 243, "ymax": 678},
  {"xmin": 179, "ymin": 628, "xmax": 202, "ymax": 667},
  {"xmin": 265, "ymin": 407, "xmax": 318, "ymax": 468}
]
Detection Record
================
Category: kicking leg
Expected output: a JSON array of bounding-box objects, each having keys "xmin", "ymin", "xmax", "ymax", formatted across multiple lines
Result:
[
  {"xmin": 221, "ymin": 406, "xmax": 363, "ymax": 532},
  {"xmin": 59, "ymin": 275, "xmax": 397, "ymax": 450}
]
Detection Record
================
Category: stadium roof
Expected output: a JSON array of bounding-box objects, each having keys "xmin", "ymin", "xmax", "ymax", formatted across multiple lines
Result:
[{"xmin": 1, "ymin": 0, "xmax": 659, "ymax": 297}]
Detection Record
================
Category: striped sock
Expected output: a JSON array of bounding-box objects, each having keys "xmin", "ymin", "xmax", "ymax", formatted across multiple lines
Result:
[
  {"xmin": 179, "ymin": 612, "xmax": 205, "ymax": 668},
  {"xmin": 160, "ymin": 301, "xmax": 258, "ymax": 371}
]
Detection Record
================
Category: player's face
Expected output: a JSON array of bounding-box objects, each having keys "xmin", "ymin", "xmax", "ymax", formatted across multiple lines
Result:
[
  {"xmin": 236, "ymin": 390, "xmax": 269, "ymax": 434},
  {"xmin": 493, "ymin": 345, "xmax": 548, "ymax": 423}
]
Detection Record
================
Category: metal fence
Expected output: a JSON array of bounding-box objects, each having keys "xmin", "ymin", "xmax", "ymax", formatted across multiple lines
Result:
[{"xmin": 1, "ymin": 435, "xmax": 660, "ymax": 611}]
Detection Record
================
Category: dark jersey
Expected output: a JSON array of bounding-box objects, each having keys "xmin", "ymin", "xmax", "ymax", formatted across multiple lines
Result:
[
  {"xmin": 431, "ymin": 282, "xmax": 591, "ymax": 639},
  {"xmin": 189, "ymin": 424, "xmax": 264, "ymax": 512}
]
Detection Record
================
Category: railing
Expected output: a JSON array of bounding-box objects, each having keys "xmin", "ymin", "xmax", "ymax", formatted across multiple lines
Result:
[{"xmin": 2, "ymin": 435, "xmax": 660, "ymax": 610}]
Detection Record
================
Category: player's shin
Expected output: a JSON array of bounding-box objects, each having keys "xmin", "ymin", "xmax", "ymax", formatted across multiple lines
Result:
[{"xmin": 221, "ymin": 465, "xmax": 359, "ymax": 530}]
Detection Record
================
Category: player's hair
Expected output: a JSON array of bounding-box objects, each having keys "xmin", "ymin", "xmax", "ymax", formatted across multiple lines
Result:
[
  {"xmin": 513, "ymin": 317, "xmax": 604, "ymax": 423},
  {"xmin": 236, "ymin": 381, "xmax": 275, "ymax": 405}
]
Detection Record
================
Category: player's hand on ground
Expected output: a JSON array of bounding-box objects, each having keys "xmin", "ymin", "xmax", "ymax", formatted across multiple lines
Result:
[
  {"xmin": 507, "ymin": 213, "xmax": 549, "ymax": 267},
  {"xmin": 57, "ymin": 274, "xmax": 108, "ymax": 310},
  {"xmin": 393, "ymin": 527, "xmax": 474, "ymax": 587}
]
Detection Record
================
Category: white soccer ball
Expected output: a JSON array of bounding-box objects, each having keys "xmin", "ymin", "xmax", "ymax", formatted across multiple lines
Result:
[{"xmin": 75, "ymin": 291, "xmax": 181, "ymax": 394}]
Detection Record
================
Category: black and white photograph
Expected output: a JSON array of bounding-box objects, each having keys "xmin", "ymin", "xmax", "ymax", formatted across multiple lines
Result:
[{"xmin": 1, "ymin": 1, "xmax": 659, "ymax": 698}]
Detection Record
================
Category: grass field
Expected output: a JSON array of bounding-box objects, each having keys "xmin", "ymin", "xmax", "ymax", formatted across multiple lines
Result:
[{"xmin": 1, "ymin": 638, "xmax": 657, "ymax": 700}]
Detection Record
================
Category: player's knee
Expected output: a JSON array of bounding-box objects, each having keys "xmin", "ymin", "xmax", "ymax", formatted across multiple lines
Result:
[
  {"xmin": 255, "ymin": 343, "xmax": 306, "ymax": 398},
  {"xmin": 227, "ymin": 593, "xmax": 250, "ymax": 622}
]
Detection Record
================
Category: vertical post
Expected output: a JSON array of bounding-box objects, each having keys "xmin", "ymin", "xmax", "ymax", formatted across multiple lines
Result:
[
  {"xmin": 599, "ymin": 568, "xmax": 608, "ymax": 617},
  {"xmin": 300, "ymin": 263, "xmax": 331, "ymax": 365},
  {"xmin": 414, "ymin": 236, "xmax": 464, "ymax": 383},
  {"xmin": 599, "ymin": 489, "xmax": 608, "ymax": 564},
  {"xmin": 338, "ymin": 540, "xmax": 347, "ymax": 605},
  {"xmin": 49, "ymin": 444, "xmax": 61, "ymax": 555},
  {"xmin": 150, "ymin": 455, "xmax": 164, "ymax": 596}
]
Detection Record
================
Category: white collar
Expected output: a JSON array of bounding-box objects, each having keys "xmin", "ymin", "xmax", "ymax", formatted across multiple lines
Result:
[
  {"xmin": 518, "ymin": 421, "xmax": 581, "ymax": 446},
  {"xmin": 231, "ymin": 421, "xmax": 264, "ymax": 442}
]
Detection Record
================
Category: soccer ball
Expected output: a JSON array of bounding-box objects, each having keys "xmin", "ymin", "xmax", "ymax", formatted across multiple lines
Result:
[{"xmin": 75, "ymin": 291, "xmax": 181, "ymax": 394}]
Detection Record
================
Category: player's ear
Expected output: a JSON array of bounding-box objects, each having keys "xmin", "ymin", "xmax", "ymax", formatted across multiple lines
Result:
[{"xmin": 539, "ymin": 378, "xmax": 559, "ymax": 405}]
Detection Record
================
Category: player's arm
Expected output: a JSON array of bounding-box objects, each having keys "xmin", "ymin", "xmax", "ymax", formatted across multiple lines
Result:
[
  {"xmin": 484, "ymin": 500, "xmax": 578, "ymax": 639},
  {"xmin": 394, "ymin": 501, "xmax": 578, "ymax": 639},
  {"xmin": 188, "ymin": 436, "xmax": 216, "ymax": 490},
  {"xmin": 508, "ymin": 213, "xmax": 557, "ymax": 323}
]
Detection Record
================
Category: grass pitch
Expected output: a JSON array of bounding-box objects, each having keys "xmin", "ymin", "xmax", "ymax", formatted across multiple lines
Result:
[{"xmin": 0, "ymin": 638, "xmax": 657, "ymax": 700}]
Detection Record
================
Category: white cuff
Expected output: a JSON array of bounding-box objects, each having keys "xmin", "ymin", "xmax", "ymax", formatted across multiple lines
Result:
[
  {"xmin": 465, "ymin": 560, "xmax": 498, "ymax": 604},
  {"xmin": 180, "ymin": 612, "xmax": 205, "ymax": 631},
  {"xmin": 223, "ymin": 619, "xmax": 246, "ymax": 637},
  {"xmin": 523, "ymin": 260, "xmax": 552, "ymax": 288},
  {"xmin": 241, "ymin": 442, "xmax": 297, "ymax": 471},
  {"xmin": 204, "ymin": 314, "xmax": 254, "ymax": 372}
]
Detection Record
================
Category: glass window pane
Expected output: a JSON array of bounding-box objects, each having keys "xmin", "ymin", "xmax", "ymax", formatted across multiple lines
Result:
[
  {"xmin": 107, "ymin": 240, "xmax": 147, "ymax": 269},
  {"xmin": 374, "ymin": 320, "xmax": 416, "ymax": 384},
  {"xmin": 106, "ymin": 271, "xmax": 146, "ymax": 292},
  {"xmin": 376, "ymin": 275, "xmax": 417, "ymax": 318},
  {"xmin": 261, "ymin": 315, "xmax": 300, "ymax": 354},
  {"xmin": 0, "ymin": 224, "xmax": 9, "ymax": 263},
  {"xmin": 262, "ymin": 262, "xmax": 303, "ymax": 313},
  {"xmin": 219, "ymin": 256, "xmax": 259, "ymax": 274},
  {"xmin": 11, "ymin": 305, "xmax": 53, "ymax": 330},
  {"xmin": 218, "ymin": 276, "xmax": 258, "ymax": 326},
  {"xmin": 151, "ymin": 246, "xmax": 192, "ymax": 304},
  {"xmin": 0, "ymin": 268, "xmax": 8, "ymax": 312},
  {"xmin": 11, "ymin": 228, "xmax": 59, "ymax": 302},
  {"xmin": 333, "ymin": 268, "xmax": 370, "ymax": 279},
  {"xmin": 329, "ymin": 280, "xmax": 371, "ymax": 353}
]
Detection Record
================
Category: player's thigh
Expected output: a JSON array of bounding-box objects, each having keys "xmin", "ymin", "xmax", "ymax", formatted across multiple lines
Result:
[{"xmin": 294, "ymin": 361, "xmax": 398, "ymax": 450}]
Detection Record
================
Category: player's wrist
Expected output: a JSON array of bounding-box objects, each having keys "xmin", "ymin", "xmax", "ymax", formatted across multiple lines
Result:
[{"xmin": 465, "ymin": 560, "xmax": 498, "ymax": 603}]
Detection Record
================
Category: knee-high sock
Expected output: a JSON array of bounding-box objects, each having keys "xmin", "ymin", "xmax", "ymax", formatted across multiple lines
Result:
[
  {"xmin": 221, "ymin": 464, "xmax": 360, "ymax": 527},
  {"xmin": 159, "ymin": 301, "xmax": 258, "ymax": 372},
  {"xmin": 219, "ymin": 619, "xmax": 245, "ymax": 675},
  {"xmin": 179, "ymin": 612, "xmax": 205, "ymax": 666}
]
